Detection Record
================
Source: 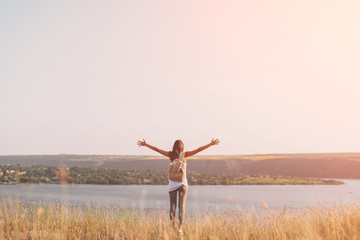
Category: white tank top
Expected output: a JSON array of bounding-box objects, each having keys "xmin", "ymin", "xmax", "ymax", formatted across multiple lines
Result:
[{"xmin": 168, "ymin": 152, "xmax": 188, "ymax": 192}]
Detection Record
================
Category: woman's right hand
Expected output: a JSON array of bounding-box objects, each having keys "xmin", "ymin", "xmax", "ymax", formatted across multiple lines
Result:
[
  {"xmin": 137, "ymin": 139, "xmax": 147, "ymax": 147},
  {"xmin": 210, "ymin": 138, "xmax": 220, "ymax": 146}
]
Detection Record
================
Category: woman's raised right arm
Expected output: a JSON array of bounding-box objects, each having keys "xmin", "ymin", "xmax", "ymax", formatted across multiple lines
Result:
[
  {"xmin": 185, "ymin": 138, "xmax": 220, "ymax": 158},
  {"xmin": 137, "ymin": 139, "xmax": 170, "ymax": 157}
]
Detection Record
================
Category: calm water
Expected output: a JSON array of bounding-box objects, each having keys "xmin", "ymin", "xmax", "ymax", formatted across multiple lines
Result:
[{"xmin": 1, "ymin": 180, "xmax": 359, "ymax": 213}]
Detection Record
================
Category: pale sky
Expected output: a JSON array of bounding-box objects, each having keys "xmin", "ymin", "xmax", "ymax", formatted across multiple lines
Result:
[{"xmin": 1, "ymin": 1, "xmax": 360, "ymax": 155}]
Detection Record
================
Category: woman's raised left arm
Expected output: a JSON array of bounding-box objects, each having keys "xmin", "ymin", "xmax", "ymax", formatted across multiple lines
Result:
[{"xmin": 137, "ymin": 139, "xmax": 170, "ymax": 157}]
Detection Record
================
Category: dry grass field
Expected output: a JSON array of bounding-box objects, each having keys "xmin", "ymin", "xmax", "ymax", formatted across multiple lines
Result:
[{"xmin": 1, "ymin": 199, "xmax": 360, "ymax": 240}]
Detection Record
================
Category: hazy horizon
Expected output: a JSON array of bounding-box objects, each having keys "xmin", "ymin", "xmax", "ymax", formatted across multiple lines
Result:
[{"xmin": 1, "ymin": 1, "xmax": 360, "ymax": 155}]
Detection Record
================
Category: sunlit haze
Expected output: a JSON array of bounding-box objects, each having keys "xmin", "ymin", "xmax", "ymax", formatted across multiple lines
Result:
[{"xmin": 1, "ymin": 1, "xmax": 360, "ymax": 155}]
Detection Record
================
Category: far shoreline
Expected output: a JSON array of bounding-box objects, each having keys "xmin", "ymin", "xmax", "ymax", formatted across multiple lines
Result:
[
  {"xmin": 1, "ymin": 178, "xmax": 344, "ymax": 186},
  {"xmin": 0, "ymin": 163, "xmax": 345, "ymax": 186}
]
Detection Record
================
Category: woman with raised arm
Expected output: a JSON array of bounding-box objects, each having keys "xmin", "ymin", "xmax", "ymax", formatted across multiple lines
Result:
[{"xmin": 137, "ymin": 138, "xmax": 220, "ymax": 233}]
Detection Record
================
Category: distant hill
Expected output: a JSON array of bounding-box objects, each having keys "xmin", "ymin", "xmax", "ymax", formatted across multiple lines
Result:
[{"xmin": 0, "ymin": 152, "xmax": 360, "ymax": 179}]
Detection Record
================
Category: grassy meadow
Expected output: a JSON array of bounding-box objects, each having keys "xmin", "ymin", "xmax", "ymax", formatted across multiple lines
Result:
[{"xmin": 1, "ymin": 199, "xmax": 360, "ymax": 239}]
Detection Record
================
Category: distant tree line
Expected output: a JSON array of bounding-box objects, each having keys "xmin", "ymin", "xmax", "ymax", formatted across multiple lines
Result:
[{"xmin": 0, "ymin": 164, "xmax": 343, "ymax": 185}]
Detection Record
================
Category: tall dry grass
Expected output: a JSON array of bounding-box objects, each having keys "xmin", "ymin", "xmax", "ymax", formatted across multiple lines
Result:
[{"xmin": 0, "ymin": 199, "xmax": 360, "ymax": 240}]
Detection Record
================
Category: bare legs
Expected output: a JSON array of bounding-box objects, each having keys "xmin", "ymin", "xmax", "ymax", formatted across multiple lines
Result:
[
  {"xmin": 169, "ymin": 190, "xmax": 177, "ymax": 226},
  {"xmin": 169, "ymin": 185, "xmax": 188, "ymax": 228}
]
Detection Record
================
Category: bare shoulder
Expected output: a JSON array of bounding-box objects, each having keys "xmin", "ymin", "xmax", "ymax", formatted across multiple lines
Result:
[
  {"xmin": 184, "ymin": 152, "xmax": 190, "ymax": 161},
  {"xmin": 184, "ymin": 151, "xmax": 193, "ymax": 158}
]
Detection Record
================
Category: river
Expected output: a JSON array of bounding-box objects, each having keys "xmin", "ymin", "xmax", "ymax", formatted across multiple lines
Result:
[{"xmin": 1, "ymin": 180, "xmax": 359, "ymax": 213}]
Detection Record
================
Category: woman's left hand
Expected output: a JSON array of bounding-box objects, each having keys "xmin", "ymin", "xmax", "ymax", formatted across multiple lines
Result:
[{"xmin": 137, "ymin": 139, "xmax": 147, "ymax": 147}]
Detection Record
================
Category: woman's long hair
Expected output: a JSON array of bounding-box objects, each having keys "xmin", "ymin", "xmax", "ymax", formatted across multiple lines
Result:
[{"xmin": 169, "ymin": 139, "xmax": 184, "ymax": 161}]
